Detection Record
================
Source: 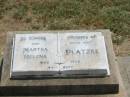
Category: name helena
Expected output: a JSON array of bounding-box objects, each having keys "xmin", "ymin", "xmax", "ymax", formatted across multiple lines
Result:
[{"xmin": 23, "ymin": 54, "xmax": 47, "ymax": 59}]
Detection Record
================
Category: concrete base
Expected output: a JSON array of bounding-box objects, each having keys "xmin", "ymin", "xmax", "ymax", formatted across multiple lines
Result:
[{"xmin": 0, "ymin": 30, "xmax": 119, "ymax": 96}]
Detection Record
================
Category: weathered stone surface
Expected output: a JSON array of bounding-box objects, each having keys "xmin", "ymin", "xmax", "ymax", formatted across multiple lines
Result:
[
  {"xmin": 11, "ymin": 32, "xmax": 110, "ymax": 78},
  {"xmin": 60, "ymin": 32, "xmax": 110, "ymax": 76},
  {"xmin": 11, "ymin": 33, "xmax": 59, "ymax": 77},
  {"xmin": 0, "ymin": 30, "xmax": 119, "ymax": 96}
]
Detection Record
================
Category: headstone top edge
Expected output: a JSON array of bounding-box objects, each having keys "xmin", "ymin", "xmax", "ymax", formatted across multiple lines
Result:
[{"xmin": 6, "ymin": 29, "xmax": 111, "ymax": 34}]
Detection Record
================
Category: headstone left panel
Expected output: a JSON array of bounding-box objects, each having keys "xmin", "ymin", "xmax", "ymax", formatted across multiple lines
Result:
[{"xmin": 11, "ymin": 33, "xmax": 59, "ymax": 78}]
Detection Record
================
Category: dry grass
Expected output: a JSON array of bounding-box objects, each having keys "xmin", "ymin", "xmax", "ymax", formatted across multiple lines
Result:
[{"xmin": 0, "ymin": 0, "xmax": 130, "ymax": 57}]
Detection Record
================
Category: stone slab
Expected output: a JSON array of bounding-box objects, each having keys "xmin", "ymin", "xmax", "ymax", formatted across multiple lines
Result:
[
  {"xmin": 0, "ymin": 30, "xmax": 119, "ymax": 96},
  {"xmin": 11, "ymin": 32, "xmax": 110, "ymax": 78},
  {"xmin": 60, "ymin": 33, "xmax": 110, "ymax": 76},
  {"xmin": 11, "ymin": 33, "xmax": 58, "ymax": 77}
]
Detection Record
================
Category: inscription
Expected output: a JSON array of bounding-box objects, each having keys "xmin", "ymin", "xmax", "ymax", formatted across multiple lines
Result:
[
  {"xmin": 70, "ymin": 60, "xmax": 80, "ymax": 64},
  {"xmin": 24, "ymin": 54, "xmax": 47, "ymax": 59},
  {"xmin": 20, "ymin": 36, "xmax": 46, "ymax": 41},
  {"xmin": 63, "ymin": 66, "xmax": 72, "ymax": 70},
  {"xmin": 65, "ymin": 49, "xmax": 99, "ymax": 55},
  {"xmin": 23, "ymin": 48, "xmax": 48, "ymax": 53},
  {"xmin": 29, "ymin": 36, "xmax": 46, "ymax": 41},
  {"xmin": 67, "ymin": 34, "xmax": 97, "ymax": 40}
]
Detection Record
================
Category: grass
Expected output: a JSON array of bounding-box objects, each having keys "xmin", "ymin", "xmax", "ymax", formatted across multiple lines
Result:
[
  {"xmin": 13, "ymin": 3, "xmax": 28, "ymax": 20},
  {"xmin": 0, "ymin": 0, "xmax": 130, "ymax": 44}
]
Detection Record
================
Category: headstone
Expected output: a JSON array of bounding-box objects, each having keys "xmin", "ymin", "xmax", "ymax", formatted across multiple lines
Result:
[
  {"xmin": 60, "ymin": 32, "xmax": 110, "ymax": 76},
  {"xmin": 11, "ymin": 33, "xmax": 58, "ymax": 77},
  {"xmin": 0, "ymin": 30, "xmax": 120, "ymax": 95},
  {"xmin": 10, "ymin": 32, "xmax": 110, "ymax": 78}
]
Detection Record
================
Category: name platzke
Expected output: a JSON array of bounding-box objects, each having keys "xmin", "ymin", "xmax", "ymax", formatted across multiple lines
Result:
[{"xmin": 65, "ymin": 49, "xmax": 99, "ymax": 55}]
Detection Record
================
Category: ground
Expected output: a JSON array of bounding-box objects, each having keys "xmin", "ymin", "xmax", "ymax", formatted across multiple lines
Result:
[
  {"xmin": 118, "ymin": 57, "xmax": 130, "ymax": 97},
  {"xmin": 114, "ymin": 38, "xmax": 130, "ymax": 56},
  {"xmin": 0, "ymin": 0, "xmax": 130, "ymax": 58},
  {"xmin": 0, "ymin": 1, "xmax": 130, "ymax": 96}
]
